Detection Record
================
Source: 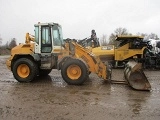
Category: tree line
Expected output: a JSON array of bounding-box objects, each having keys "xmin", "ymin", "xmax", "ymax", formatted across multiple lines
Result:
[
  {"xmin": 0, "ymin": 37, "xmax": 17, "ymax": 55},
  {"xmin": 0, "ymin": 27, "xmax": 159, "ymax": 53},
  {"xmin": 0, "ymin": 38, "xmax": 17, "ymax": 50},
  {"xmin": 100, "ymin": 27, "xmax": 159, "ymax": 46}
]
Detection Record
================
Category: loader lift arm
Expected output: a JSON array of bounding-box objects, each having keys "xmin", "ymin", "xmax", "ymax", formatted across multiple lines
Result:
[
  {"xmin": 58, "ymin": 39, "xmax": 111, "ymax": 85},
  {"xmin": 72, "ymin": 41, "xmax": 111, "ymax": 80}
]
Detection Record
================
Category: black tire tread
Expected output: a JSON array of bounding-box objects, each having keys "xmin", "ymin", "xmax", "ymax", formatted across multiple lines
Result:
[
  {"xmin": 61, "ymin": 59, "xmax": 89, "ymax": 85},
  {"xmin": 12, "ymin": 58, "xmax": 38, "ymax": 82}
]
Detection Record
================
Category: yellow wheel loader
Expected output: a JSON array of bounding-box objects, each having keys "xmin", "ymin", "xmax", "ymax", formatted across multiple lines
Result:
[{"xmin": 6, "ymin": 22, "xmax": 151, "ymax": 90}]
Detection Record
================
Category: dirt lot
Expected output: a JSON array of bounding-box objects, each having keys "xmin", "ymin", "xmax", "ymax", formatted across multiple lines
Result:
[{"xmin": 0, "ymin": 56, "xmax": 160, "ymax": 120}]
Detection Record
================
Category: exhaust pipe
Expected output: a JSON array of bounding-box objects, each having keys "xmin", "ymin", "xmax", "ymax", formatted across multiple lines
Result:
[{"xmin": 124, "ymin": 61, "xmax": 151, "ymax": 91}]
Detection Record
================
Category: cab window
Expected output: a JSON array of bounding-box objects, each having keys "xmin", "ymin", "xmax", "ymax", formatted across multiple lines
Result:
[
  {"xmin": 35, "ymin": 26, "xmax": 39, "ymax": 44},
  {"xmin": 41, "ymin": 26, "xmax": 52, "ymax": 53},
  {"xmin": 52, "ymin": 26, "xmax": 61, "ymax": 46},
  {"xmin": 42, "ymin": 27, "xmax": 51, "ymax": 44}
]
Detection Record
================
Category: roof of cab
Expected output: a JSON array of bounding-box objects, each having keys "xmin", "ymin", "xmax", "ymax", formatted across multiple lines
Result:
[
  {"xmin": 34, "ymin": 22, "xmax": 61, "ymax": 27},
  {"xmin": 115, "ymin": 35, "xmax": 144, "ymax": 41}
]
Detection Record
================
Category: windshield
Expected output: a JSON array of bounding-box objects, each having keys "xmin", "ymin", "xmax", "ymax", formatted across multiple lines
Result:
[{"xmin": 52, "ymin": 25, "xmax": 63, "ymax": 46}]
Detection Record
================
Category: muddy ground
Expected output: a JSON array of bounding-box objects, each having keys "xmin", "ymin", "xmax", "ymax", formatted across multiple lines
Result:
[{"xmin": 0, "ymin": 56, "xmax": 160, "ymax": 120}]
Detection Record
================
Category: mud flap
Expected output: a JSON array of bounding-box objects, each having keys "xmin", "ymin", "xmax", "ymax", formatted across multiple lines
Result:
[{"xmin": 124, "ymin": 61, "xmax": 151, "ymax": 91}]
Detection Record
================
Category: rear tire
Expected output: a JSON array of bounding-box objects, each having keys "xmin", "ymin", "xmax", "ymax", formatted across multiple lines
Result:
[
  {"xmin": 61, "ymin": 59, "xmax": 89, "ymax": 85},
  {"xmin": 12, "ymin": 58, "xmax": 38, "ymax": 82}
]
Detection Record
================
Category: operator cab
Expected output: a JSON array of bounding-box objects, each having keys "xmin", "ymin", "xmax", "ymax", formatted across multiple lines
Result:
[{"xmin": 34, "ymin": 22, "xmax": 63, "ymax": 54}]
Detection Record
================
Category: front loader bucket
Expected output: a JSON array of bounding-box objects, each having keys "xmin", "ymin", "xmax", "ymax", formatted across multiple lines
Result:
[{"xmin": 124, "ymin": 61, "xmax": 151, "ymax": 90}]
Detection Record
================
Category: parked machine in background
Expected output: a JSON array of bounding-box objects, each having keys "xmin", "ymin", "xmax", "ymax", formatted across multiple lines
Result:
[
  {"xmin": 84, "ymin": 35, "xmax": 160, "ymax": 69},
  {"xmin": 91, "ymin": 35, "xmax": 152, "ymax": 68},
  {"xmin": 143, "ymin": 39, "xmax": 160, "ymax": 69}
]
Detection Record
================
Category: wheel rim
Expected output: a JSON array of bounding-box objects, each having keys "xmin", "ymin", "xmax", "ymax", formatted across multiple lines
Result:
[
  {"xmin": 17, "ymin": 64, "xmax": 30, "ymax": 78},
  {"xmin": 67, "ymin": 65, "xmax": 82, "ymax": 80}
]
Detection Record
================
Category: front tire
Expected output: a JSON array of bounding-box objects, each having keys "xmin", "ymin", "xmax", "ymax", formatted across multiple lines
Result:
[
  {"xmin": 61, "ymin": 59, "xmax": 89, "ymax": 85},
  {"xmin": 12, "ymin": 58, "xmax": 38, "ymax": 82}
]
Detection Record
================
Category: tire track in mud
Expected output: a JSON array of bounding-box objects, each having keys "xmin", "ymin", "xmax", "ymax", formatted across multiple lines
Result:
[{"xmin": 0, "ymin": 74, "xmax": 68, "ymax": 88}]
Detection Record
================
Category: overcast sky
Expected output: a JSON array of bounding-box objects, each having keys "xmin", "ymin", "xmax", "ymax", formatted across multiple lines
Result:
[{"xmin": 0, "ymin": 0, "xmax": 160, "ymax": 44}]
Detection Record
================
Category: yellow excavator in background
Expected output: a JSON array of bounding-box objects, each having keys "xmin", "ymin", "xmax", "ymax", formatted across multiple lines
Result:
[
  {"xmin": 79, "ymin": 35, "xmax": 152, "ymax": 68},
  {"xmin": 92, "ymin": 35, "xmax": 152, "ymax": 68},
  {"xmin": 6, "ymin": 22, "xmax": 151, "ymax": 90}
]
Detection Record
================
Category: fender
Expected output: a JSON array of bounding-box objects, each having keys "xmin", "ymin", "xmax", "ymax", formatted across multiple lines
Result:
[
  {"xmin": 57, "ymin": 56, "xmax": 72, "ymax": 70},
  {"xmin": 10, "ymin": 54, "xmax": 41, "ymax": 71}
]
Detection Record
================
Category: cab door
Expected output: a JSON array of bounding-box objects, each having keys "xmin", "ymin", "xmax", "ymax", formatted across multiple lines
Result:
[{"xmin": 41, "ymin": 26, "xmax": 52, "ymax": 53}]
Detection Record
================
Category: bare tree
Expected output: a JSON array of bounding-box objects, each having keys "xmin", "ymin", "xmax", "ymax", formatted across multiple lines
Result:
[
  {"xmin": 114, "ymin": 27, "xmax": 128, "ymax": 35},
  {"xmin": 109, "ymin": 27, "xmax": 130, "ymax": 45},
  {"xmin": 136, "ymin": 32, "xmax": 159, "ymax": 41},
  {"xmin": 109, "ymin": 33, "xmax": 116, "ymax": 45},
  {"xmin": 5, "ymin": 41, "xmax": 9, "ymax": 49},
  {"xmin": 148, "ymin": 33, "xmax": 159, "ymax": 40},
  {"xmin": 9, "ymin": 38, "xmax": 17, "ymax": 49},
  {"xmin": 100, "ymin": 34, "xmax": 108, "ymax": 46}
]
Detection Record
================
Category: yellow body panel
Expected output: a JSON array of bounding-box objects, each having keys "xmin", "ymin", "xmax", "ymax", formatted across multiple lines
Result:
[
  {"xmin": 92, "ymin": 45, "xmax": 115, "ymax": 61},
  {"xmin": 92, "ymin": 43, "xmax": 146, "ymax": 61},
  {"xmin": 92, "ymin": 45, "xmax": 115, "ymax": 56},
  {"xmin": 11, "ymin": 43, "xmax": 35, "ymax": 55},
  {"xmin": 114, "ymin": 43, "xmax": 145, "ymax": 60},
  {"xmin": 6, "ymin": 43, "xmax": 35, "ymax": 70}
]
